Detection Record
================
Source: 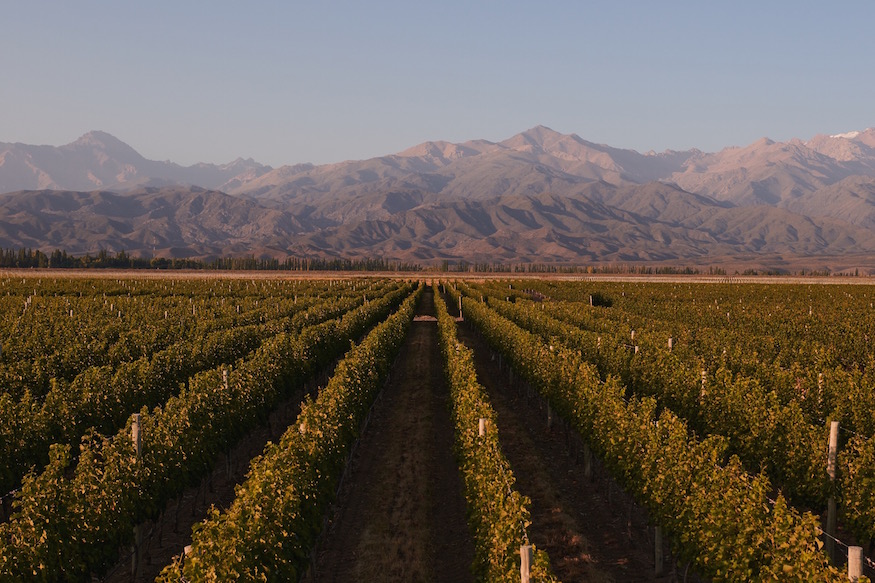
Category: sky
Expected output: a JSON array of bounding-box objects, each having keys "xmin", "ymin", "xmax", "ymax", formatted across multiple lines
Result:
[{"xmin": 2, "ymin": 1, "xmax": 874, "ymax": 167}]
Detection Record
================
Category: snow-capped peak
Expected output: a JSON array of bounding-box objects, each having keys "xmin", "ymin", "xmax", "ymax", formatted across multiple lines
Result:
[{"xmin": 830, "ymin": 130, "xmax": 861, "ymax": 139}]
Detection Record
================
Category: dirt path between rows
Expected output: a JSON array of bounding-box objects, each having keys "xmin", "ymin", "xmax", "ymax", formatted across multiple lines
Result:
[
  {"xmin": 453, "ymin": 311, "xmax": 684, "ymax": 582},
  {"xmin": 311, "ymin": 288, "xmax": 474, "ymax": 583}
]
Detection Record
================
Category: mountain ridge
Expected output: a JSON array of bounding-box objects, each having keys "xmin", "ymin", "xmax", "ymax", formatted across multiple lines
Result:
[
  {"xmin": 3, "ymin": 126, "xmax": 875, "ymax": 271},
  {"xmin": 0, "ymin": 132, "xmax": 274, "ymax": 194}
]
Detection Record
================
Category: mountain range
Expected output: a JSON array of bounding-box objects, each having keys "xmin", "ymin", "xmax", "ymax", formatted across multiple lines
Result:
[{"xmin": 3, "ymin": 126, "xmax": 875, "ymax": 270}]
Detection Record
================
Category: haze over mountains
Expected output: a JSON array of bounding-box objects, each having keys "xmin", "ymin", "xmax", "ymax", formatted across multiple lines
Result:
[
  {"xmin": 0, "ymin": 131, "xmax": 273, "ymax": 193},
  {"xmin": 2, "ymin": 126, "xmax": 875, "ymax": 270}
]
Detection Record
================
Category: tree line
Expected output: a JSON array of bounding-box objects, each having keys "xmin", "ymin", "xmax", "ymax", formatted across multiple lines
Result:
[{"xmin": 0, "ymin": 248, "xmax": 421, "ymax": 272}]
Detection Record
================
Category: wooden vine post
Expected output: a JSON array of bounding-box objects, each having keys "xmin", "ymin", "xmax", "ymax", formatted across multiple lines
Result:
[
  {"xmin": 826, "ymin": 420, "xmax": 839, "ymax": 562},
  {"xmin": 848, "ymin": 546, "xmax": 863, "ymax": 581},
  {"xmin": 582, "ymin": 442, "xmax": 593, "ymax": 480},
  {"xmin": 700, "ymin": 369, "xmax": 707, "ymax": 401},
  {"xmin": 654, "ymin": 525, "xmax": 664, "ymax": 576},
  {"xmin": 818, "ymin": 372, "xmax": 824, "ymax": 410},
  {"xmin": 520, "ymin": 544, "xmax": 533, "ymax": 583},
  {"xmin": 131, "ymin": 413, "xmax": 142, "ymax": 578},
  {"xmin": 479, "ymin": 418, "xmax": 487, "ymax": 437},
  {"xmin": 132, "ymin": 413, "xmax": 142, "ymax": 458},
  {"xmin": 132, "ymin": 524, "xmax": 143, "ymax": 578}
]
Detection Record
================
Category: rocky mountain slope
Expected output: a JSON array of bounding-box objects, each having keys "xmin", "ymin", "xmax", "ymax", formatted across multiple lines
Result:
[{"xmin": 2, "ymin": 126, "xmax": 875, "ymax": 269}]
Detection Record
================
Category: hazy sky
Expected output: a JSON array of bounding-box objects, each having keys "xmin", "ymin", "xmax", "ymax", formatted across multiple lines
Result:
[{"xmin": 2, "ymin": 1, "xmax": 874, "ymax": 167}]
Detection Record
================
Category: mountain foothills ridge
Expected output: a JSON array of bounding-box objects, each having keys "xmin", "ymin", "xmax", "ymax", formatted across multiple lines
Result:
[
  {"xmin": 0, "ymin": 131, "xmax": 275, "ymax": 194},
  {"xmin": 3, "ymin": 126, "xmax": 875, "ymax": 270}
]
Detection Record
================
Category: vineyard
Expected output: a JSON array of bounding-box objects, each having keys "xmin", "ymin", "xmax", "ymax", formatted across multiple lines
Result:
[{"xmin": 1, "ymin": 274, "xmax": 874, "ymax": 581}]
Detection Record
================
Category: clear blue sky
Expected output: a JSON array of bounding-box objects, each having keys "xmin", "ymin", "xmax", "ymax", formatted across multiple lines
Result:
[{"xmin": 2, "ymin": 1, "xmax": 873, "ymax": 167}]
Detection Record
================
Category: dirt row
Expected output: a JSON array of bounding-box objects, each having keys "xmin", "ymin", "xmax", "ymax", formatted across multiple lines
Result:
[
  {"xmin": 102, "ymin": 288, "xmax": 473, "ymax": 583},
  {"xmin": 314, "ymin": 287, "xmax": 694, "ymax": 582},
  {"xmin": 104, "ymin": 286, "xmax": 692, "ymax": 582},
  {"xmin": 312, "ymin": 288, "xmax": 473, "ymax": 582},
  {"xmin": 453, "ymin": 315, "xmax": 682, "ymax": 582}
]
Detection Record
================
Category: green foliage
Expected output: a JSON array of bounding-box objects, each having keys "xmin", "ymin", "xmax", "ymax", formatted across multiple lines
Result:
[
  {"xmin": 0, "ymin": 278, "xmax": 397, "ymax": 495},
  {"xmin": 156, "ymin": 285, "xmax": 421, "ymax": 581},
  {"xmin": 435, "ymin": 290, "xmax": 558, "ymax": 583},
  {"xmin": 0, "ymin": 280, "xmax": 414, "ymax": 582},
  {"xmin": 451, "ymin": 284, "xmax": 842, "ymax": 581},
  {"xmin": 467, "ymin": 279, "xmax": 875, "ymax": 547}
]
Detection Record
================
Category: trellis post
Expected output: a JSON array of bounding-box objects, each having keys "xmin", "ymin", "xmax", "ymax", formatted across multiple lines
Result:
[
  {"xmin": 826, "ymin": 420, "xmax": 839, "ymax": 562},
  {"xmin": 583, "ymin": 443, "xmax": 593, "ymax": 480},
  {"xmin": 132, "ymin": 413, "xmax": 142, "ymax": 458},
  {"xmin": 848, "ymin": 546, "xmax": 862, "ymax": 581},
  {"xmin": 520, "ymin": 545, "xmax": 533, "ymax": 583},
  {"xmin": 655, "ymin": 525, "xmax": 664, "ymax": 576}
]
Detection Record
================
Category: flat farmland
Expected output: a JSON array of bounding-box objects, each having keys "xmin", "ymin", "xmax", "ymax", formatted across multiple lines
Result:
[{"xmin": 1, "ymin": 274, "xmax": 872, "ymax": 582}]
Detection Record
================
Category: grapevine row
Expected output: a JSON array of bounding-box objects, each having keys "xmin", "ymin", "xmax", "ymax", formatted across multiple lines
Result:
[
  {"xmin": 0, "ymin": 277, "xmax": 373, "ymax": 401},
  {"xmin": 434, "ymin": 289, "xmax": 557, "ymax": 582},
  {"xmin": 0, "ymin": 282, "xmax": 414, "ymax": 581},
  {"xmin": 515, "ymin": 280, "xmax": 875, "ymax": 437},
  {"xmin": 156, "ymin": 285, "xmax": 421, "ymax": 581},
  {"xmin": 448, "ymin": 287, "xmax": 841, "ymax": 581},
  {"xmin": 479, "ymin": 291, "xmax": 829, "ymax": 503},
  {"xmin": 0, "ymin": 290, "xmax": 374, "ymax": 496},
  {"xmin": 473, "ymin": 283, "xmax": 875, "ymax": 546}
]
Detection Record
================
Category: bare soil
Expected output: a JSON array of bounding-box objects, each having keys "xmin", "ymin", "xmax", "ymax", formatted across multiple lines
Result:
[
  {"xmin": 311, "ymin": 288, "xmax": 474, "ymax": 583},
  {"xmin": 452, "ymin": 305, "xmax": 692, "ymax": 582}
]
